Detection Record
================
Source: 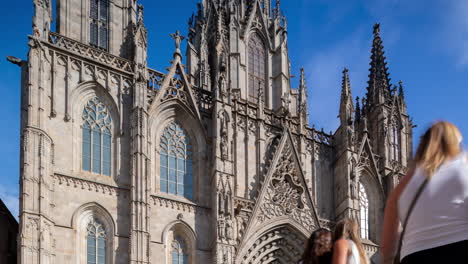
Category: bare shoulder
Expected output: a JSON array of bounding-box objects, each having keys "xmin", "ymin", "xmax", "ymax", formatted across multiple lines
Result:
[{"xmin": 334, "ymin": 239, "xmax": 350, "ymax": 249}]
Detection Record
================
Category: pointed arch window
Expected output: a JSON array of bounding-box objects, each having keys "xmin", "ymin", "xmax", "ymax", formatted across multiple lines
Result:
[
  {"xmin": 90, "ymin": 0, "xmax": 109, "ymax": 50},
  {"xmin": 86, "ymin": 218, "xmax": 107, "ymax": 264},
  {"xmin": 171, "ymin": 236, "xmax": 188, "ymax": 264},
  {"xmin": 160, "ymin": 122, "xmax": 193, "ymax": 200},
  {"xmin": 248, "ymin": 33, "xmax": 266, "ymax": 103},
  {"xmin": 390, "ymin": 123, "xmax": 400, "ymax": 162},
  {"xmin": 82, "ymin": 97, "xmax": 112, "ymax": 176},
  {"xmin": 358, "ymin": 182, "xmax": 369, "ymax": 240}
]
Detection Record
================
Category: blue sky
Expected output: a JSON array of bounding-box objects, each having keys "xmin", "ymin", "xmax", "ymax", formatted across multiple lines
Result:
[{"xmin": 0, "ymin": 0, "xmax": 467, "ymax": 217}]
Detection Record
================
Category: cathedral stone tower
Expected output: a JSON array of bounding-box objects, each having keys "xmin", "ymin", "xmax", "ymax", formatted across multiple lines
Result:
[{"xmin": 13, "ymin": 1, "xmax": 412, "ymax": 263}]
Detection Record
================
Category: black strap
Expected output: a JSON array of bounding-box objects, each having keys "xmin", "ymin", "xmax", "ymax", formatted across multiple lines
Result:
[{"xmin": 395, "ymin": 177, "xmax": 429, "ymax": 262}]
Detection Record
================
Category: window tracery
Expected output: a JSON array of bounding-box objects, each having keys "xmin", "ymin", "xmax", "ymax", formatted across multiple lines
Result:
[
  {"xmin": 82, "ymin": 97, "xmax": 112, "ymax": 176},
  {"xmin": 248, "ymin": 33, "xmax": 265, "ymax": 103},
  {"xmin": 171, "ymin": 236, "xmax": 188, "ymax": 264},
  {"xmin": 86, "ymin": 218, "xmax": 107, "ymax": 264},
  {"xmin": 160, "ymin": 122, "xmax": 193, "ymax": 200},
  {"xmin": 358, "ymin": 182, "xmax": 369, "ymax": 240},
  {"xmin": 90, "ymin": 0, "xmax": 109, "ymax": 50}
]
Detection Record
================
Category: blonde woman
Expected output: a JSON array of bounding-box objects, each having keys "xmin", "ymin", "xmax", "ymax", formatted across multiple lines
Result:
[
  {"xmin": 381, "ymin": 121, "xmax": 468, "ymax": 264},
  {"xmin": 332, "ymin": 219, "xmax": 368, "ymax": 264}
]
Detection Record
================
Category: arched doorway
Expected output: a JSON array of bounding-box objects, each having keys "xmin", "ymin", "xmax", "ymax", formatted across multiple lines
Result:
[{"xmin": 237, "ymin": 224, "xmax": 307, "ymax": 264}]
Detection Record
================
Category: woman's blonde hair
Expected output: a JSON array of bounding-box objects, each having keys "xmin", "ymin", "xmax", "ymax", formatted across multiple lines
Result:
[
  {"xmin": 333, "ymin": 218, "xmax": 368, "ymax": 264},
  {"xmin": 415, "ymin": 121, "xmax": 463, "ymax": 177}
]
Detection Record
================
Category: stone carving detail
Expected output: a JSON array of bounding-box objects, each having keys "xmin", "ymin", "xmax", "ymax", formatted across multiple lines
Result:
[
  {"xmin": 239, "ymin": 225, "xmax": 305, "ymax": 264},
  {"xmin": 258, "ymin": 144, "xmax": 316, "ymax": 231},
  {"xmin": 151, "ymin": 195, "xmax": 210, "ymax": 216},
  {"xmin": 161, "ymin": 67, "xmax": 191, "ymax": 106},
  {"xmin": 219, "ymin": 110, "xmax": 230, "ymax": 161},
  {"xmin": 217, "ymin": 175, "xmax": 235, "ymax": 243},
  {"xmin": 48, "ymin": 32, "xmax": 134, "ymax": 73},
  {"xmin": 358, "ymin": 149, "xmax": 371, "ymax": 168}
]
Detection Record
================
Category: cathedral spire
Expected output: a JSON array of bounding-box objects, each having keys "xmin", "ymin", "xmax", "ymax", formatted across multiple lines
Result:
[
  {"xmin": 366, "ymin": 23, "xmax": 391, "ymax": 108},
  {"xmin": 398, "ymin": 80, "xmax": 404, "ymax": 99},
  {"xmin": 339, "ymin": 68, "xmax": 354, "ymax": 126},
  {"xmin": 299, "ymin": 67, "xmax": 309, "ymax": 123},
  {"xmin": 355, "ymin": 96, "xmax": 361, "ymax": 123}
]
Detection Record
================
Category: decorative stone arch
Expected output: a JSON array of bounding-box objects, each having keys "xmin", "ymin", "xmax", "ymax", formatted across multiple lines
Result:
[
  {"xmin": 236, "ymin": 217, "xmax": 309, "ymax": 264},
  {"xmin": 356, "ymin": 167, "xmax": 384, "ymax": 243},
  {"xmin": 161, "ymin": 220, "xmax": 197, "ymax": 264},
  {"xmin": 148, "ymin": 100, "xmax": 207, "ymax": 204},
  {"xmin": 69, "ymin": 81, "xmax": 121, "ymax": 181},
  {"xmin": 71, "ymin": 202, "xmax": 115, "ymax": 264}
]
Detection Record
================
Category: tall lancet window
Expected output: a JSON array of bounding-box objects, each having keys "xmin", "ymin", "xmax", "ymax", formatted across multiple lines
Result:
[
  {"xmin": 86, "ymin": 218, "xmax": 107, "ymax": 264},
  {"xmin": 90, "ymin": 0, "xmax": 109, "ymax": 50},
  {"xmin": 82, "ymin": 97, "xmax": 112, "ymax": 176},
  {"xmin": 171, "ymin": 236, "xmax": 188, "ymax": 264},
  {"xmin": 160, "ymin": 122, "xmax": 193, "ymax": 200},
  {"xmin": 248, "ymin": 33, "xmax": 265, "ymax": 103},
  {"xmin": 359, "ymin": 182, "xmax": 369, "ymax": 240},
  {"xmin": 390, "ymin": 123, "xmax": 400, "ymax": 162}
]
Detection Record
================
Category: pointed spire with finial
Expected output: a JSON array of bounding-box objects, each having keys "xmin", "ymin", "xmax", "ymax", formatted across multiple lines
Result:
[
  {"xmin": 355, "ymin": 96, "xmax": 361, "ymax": 123},
  {"xmin": 299, "ymin": 67, "xmax": 309, "ymax": 123},
  {"xmin": 398, "ymin": 80, "xmax": 404, "ymax": 99},
  {"xmin": 367, "ymin": 23, "xmax": 391, "ymax": 107},
  {"xmin": 273, "ymin": 0, "xmax": 281, "ymax": 18},
  {"xmin": 339, "ymin": 68, "xmax": 354, "ymax": 126}
]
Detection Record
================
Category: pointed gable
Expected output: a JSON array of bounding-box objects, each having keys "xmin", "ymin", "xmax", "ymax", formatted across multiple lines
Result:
[
  {"xmin": 241, "ymin": 128, "xmax": 320, "ymax": 242},
  {"xmin": 242, "ymin": 0, "xmax": 272, "ymax": 48},
  {"xmin": 150, "ymin": 55, "xmax": 202, "ymax": 121},
  {"xmin": 356, "ymin": 133, "xmax": 385, "ymax": 193}
]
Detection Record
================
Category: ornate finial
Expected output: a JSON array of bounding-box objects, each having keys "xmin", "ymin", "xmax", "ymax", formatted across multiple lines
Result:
[
  {"xmin": 398, "ymin": 80, "xmax": 404, "ymax": 98},
  {"xmin": 170, "ymin": 30, "xmax": 185, "ymax": 56},
  {"xmin": 299, "ymin": 67, "xmax": 306, "ymax": 89},
  {"xmin": 355, "ymin": 96, "xmax": 361, "ymax": 122},
  {"xmin": 373, "ymin": 23, "xmax": 380, "ymax": 35},
  {"xmin": 137, "ymin": 4, "xmax": 144, "ymax": 24},
  {"xmin": 273, "ymin": 0, "xmax": 281, "ymax": 18}
]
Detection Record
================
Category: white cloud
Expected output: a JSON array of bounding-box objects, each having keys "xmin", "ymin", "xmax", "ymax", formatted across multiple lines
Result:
[
  {"xmin": 304, "ymin": 27, "xmax": 370, "ymax": 132},
  {"xmin": 0, "ymin": 184, "xmax": 19, "ymax": 220}
]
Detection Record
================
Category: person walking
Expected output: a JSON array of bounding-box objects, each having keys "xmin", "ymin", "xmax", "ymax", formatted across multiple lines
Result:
[
  {"xmin": 381, "ymin": 121, "xmax": 468, "ymax": 264},
  {"xmin": 331, "ymin": 219, "xmax": 368, "ymax": 264},
  {"xmin": 298, "ymin": 228, "xmax": 333, "ymax": 264}
]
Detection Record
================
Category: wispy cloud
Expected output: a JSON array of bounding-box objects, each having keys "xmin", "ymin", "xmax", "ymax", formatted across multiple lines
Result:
[
  {"xmin": 448, "ymin": 0, "xmax": 468, "ymax": 67},
  {"xmin": 304, "ymin": 27, "xmax": 370, "ymax": 132},
  {"xmin": 0, "ymin": 184, "xmax": 18, "ymax": 220}
]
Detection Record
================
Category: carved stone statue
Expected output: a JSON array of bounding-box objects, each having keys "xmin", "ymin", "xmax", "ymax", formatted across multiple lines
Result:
[
  {"xmin": 170, "ymin": 30, "xmax": 184, "ymax": 53},
  {"xmin": 218, "ymin": 217, "xmax": 226, "ymax": 240},
  {"xmin": 350, "ymin": 177, "xmax": 358, "ymax": 200},
  {"xmin": 226, "ymin": 217, "xmax": 233, "ymax": 241},
  {"xmin": 220, "ymin": 111, "xmax": 229, "ymax": 160}
]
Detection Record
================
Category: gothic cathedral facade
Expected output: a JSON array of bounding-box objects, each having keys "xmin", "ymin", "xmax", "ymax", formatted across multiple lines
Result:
[{"xmin": 15, "ymin": 0, "xmax": 413, "ymax": 263}]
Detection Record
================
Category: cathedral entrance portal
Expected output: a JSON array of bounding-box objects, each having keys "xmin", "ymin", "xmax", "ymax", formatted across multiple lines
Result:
[{"xmin": 237, "ymin": 224, "xmax": 307, "ymax": 264}]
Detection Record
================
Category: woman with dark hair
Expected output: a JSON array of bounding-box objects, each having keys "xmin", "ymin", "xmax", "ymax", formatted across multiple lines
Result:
[
  {"xmin": 331, "ymin": 219, "xmax": 368, "ymax": 264},
  {"xmin": 298, "ymin": 228, "xmax": 333, "ymax": 264}
]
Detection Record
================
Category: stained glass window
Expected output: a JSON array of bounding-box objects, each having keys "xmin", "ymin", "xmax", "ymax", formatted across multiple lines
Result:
[
  {"xmin": 86, "ymin": 218, "xmax": 106, "ymax": 264},
  {"xmin": 82, "ymin": 97, "xmax": 112, "ymax": 176},
  {"xmin": 171, "ymin": 236, "xmax": 188, "ymax": 264},
  {"xmin": 359, "ymin": 182, "xmax": 369, "ymax": 239},
  {"xmin": 248, "ymin": 33, "xmax": 265, "ymax": 103},
  {"xmin": 90, "ymin": 0, "xmax": 109, "ymax": 50},
  {"xmin": 160, "ymin": 122, "xmax": 193, "ymax": 200}
]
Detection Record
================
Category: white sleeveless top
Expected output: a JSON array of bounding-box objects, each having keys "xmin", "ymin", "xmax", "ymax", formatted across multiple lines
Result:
[
  {"xmin": 398, "ymin": 153, "xmax": 468, "ymax": 260},
  {"xmin": 348, "ymin": 240, "xmax": 361, "ymax": 264}
]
